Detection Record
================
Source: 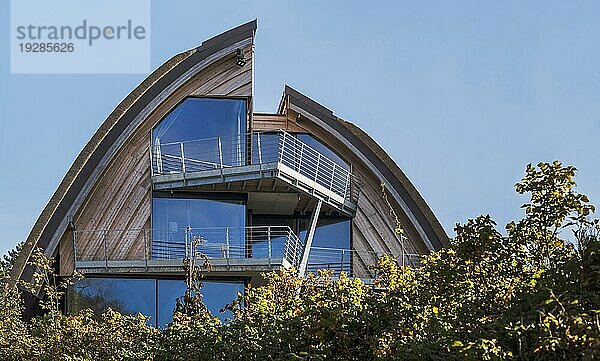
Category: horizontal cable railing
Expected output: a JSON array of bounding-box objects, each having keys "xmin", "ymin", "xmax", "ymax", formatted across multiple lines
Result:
[
  {"xmin": 304, "ymin": 246, "xmax": 422, "ymax": 278},
  {"xmin": 151, "ymin": 131, "xmax": 360, "ymax": 205},
  {"xmin": 73, "ymin": 226, "xmax": 304, "ymax": 269},
  {"xmin": 72, "ymin": 228, "xmax": 422, "ymax": 278}
]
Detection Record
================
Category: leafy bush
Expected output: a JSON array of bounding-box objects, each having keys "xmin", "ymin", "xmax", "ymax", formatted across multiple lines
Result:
[{"xmin": 1, "ymin": 161, "xmax": 598, "ymax": 360}]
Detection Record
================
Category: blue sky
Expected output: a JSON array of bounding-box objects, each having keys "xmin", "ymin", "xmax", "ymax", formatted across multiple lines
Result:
[{"xmin": 1, "ymin": 1, "xmax": 599, "ymax": 255}]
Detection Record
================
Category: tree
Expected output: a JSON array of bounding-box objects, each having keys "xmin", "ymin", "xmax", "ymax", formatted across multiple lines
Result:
[
  {"xmin": 0, "ymin": 161, "xmax": 598, "ymax": 360},
  {"xmin": 1, "ymin": 241, "xmax": 23, "ymax": 281}
]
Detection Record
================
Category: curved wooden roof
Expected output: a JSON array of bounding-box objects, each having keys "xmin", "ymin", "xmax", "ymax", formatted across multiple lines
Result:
[{"xmin": 11, "ymin": 20, "xmax": 448, "ymax": 285}]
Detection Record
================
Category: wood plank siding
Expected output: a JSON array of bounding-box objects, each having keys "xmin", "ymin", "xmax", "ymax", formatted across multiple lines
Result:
[{"xmin": 59, "ymin": 45, "xmax": 254, "ymax": 275}]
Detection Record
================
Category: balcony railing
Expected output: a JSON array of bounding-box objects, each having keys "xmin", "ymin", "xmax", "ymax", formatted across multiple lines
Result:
[
  {"xmin": 151, "ymin": 131, "xmax": 360, "ymax": 206},
  {"xmin": 73, "ymin": 226, "xmax": 421, "ymax": 279},
  {"xmin": 73, "ymin": 226, "xmax": 304, "ymax": 269},
  {"xmin": 305, "ymin": 247, "xmax": 422, "ymax": 278}
]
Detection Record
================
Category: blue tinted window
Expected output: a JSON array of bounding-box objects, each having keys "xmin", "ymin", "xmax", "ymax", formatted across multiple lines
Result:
[
  {"xmin": 153, "ymin": 98, "xmax": 247, "ymax": 172},
  {"xmin": 68, "ymin": 278, "xmax": 156, "ymax": 325},
  {"xmin": 296, "ymin": 134, "xmax": 349, "ymax": 171},
  {"xmin": 300, "ymin": 218, "xmax": 351, "ymax": 274},
  {"xmin": 153, "ymin": 98, "xmax": 246, "ymax": 144},
  {"xmin": 157, "ymin": 279, "xmax": 244, "ymax": 327},
  {"xmin": 251, "ymin": 132, "xmax": 280, "ymax": 164},
  {"xmin": 157, "ymin": 279, "xmax": 187, "ymax": 328},
  {"xmin": 202, "ymin": 281, "xmax": 244, "ymax": 321},
  {"xmin": 152, "ymin": 195, "xmax": 246, "ymax": 259},
  {"xmin": 70, "ymin": 277, "xmax": 245, "ymax": 328}
]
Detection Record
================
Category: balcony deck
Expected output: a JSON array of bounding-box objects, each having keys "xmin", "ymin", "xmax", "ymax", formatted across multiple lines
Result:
[
  {"xmin": 74, "ymin": 257, "xmax": 294, "ymax": 276},
  {"xmin": 150, "ymin": 131, "xmax": 360, "ymax": 217},
  {"xmin": 72, "ymin": 226, "xmax": 421, "ymax": 279}
]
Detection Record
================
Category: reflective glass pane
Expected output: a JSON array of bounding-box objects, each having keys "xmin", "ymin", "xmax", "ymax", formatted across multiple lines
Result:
[
  {"xmin": 296, "ymin": 134, "xmax": 349, "ymax": 171},
  {"xmin": 68, "ymin": 278, "xmax": 156, "ymax": 324},
  {"xmin": 202, "ymin": 280, "xmax": 245, "ymax": 321},
  {"xmin": 300, "ymin": 218, "xmax": 351, "ymax": 274},
  {"xmin": 157, "ymin": 279, "xmax": 244, "ymax": 327},
  {"xmin": 152, "ymin": 196, "xmax": 246, "ymax": 259},
  {"xmin": 152, "ymin": 98, "xmax": 247, "ymax": 173},
  {"xmin": 157, "ymin": 279, "xmax": 186, "ymax": 328},
  {"xmin": 153, "ymin": 98, "xmax": 246, "ymax": 143}
]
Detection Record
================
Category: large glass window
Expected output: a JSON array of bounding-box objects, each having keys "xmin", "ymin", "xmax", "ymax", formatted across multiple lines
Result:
[
  {"xmin": 252, "ymin": 214, "xmax": 352, "ymax": 273},
  {"xmin": 68, "ymin": 277, "xmax": 244, "ymax": 328},
  {"xmin": 153, "ymin": 97, "xmax": 246, "ymax": 144},
  {"xmin": 68, "ymin": 278, "xmax": 156, "ymax": 320},
  {"xmin": 69, "ymin": 278, "xmax": 156, "ymax": 322},
  {"xmin": 157, "ymin": 279, "xmax": 244, "ymax": 327},
  {"xmin": 152, "ymin": 193, "xmax": 246, "ymax": 259},
  {"xmin": 299, "ymin": 218, "xmax": 351, "ymax": 274},
  {"xmin": 152, "ymin": 98, "xmax": 247, "ymax": 172}
]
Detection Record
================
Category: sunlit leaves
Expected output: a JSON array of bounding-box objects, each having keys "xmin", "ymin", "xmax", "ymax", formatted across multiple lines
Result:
[{"xmin": 1, "ymin": 161, "xmax": 599, "ymax": 360}]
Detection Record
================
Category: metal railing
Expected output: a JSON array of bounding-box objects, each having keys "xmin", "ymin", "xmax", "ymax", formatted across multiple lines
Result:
[
  {"xmin": 73, "ymin": 226, "xmax": 304, "ymax": 268},
  {"xmin": 73, "ymin": 227, "xmax": 422, "ymax": 278},
  {"xmin": 151, "ymin": 131, "xmax": 360, "ymax": 205},
  {"xmin": 304, "ymin": 247, "xmax": 422, "ymax": 278}
]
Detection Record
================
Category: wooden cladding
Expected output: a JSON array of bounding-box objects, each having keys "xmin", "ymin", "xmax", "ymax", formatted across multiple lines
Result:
[
  {"xmin": 57, "ymin": 39, "xmax": 426, "ymax": 276},
  {"xmin": 59, "ymin": 44, "xmax": 254, "ymax": 275},
  {"xmin": 253, "ymin": 113, "xmax": 306, "ymax": 133}
]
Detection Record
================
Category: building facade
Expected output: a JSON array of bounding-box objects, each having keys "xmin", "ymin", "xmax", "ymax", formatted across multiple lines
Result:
[{"xmin": 11, "ymin": 21, "xmax": 448, "ymax": 326}]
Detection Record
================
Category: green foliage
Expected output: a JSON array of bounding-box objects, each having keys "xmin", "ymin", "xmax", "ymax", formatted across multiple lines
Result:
[
  {"xmin": 0, "ymin": 161, "xmax": 598, "ymax": 360},
  {"xmin": 0, "ymin": 283, "xmax": 29, "ymax": 360},
  {"xmin": 24, "ymin": 309, "xmax": 157, "ymax": 360},
  {"xmin": 1, "ymin": 241, "xmax": 23, "ymax": 280}
]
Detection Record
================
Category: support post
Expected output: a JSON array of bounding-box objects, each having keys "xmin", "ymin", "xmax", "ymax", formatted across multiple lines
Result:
[
  {"xmin": 218, "ymin": 138, "xmax": 223, "ymax": 169},
  {"xmin": 257, "ymin": 133, "xmax": 262, "ymax": 164},
  {"xmin": 143, "ymin": 229, "xmax": 148, "ymax": 269},
  {"xmin": 185, "ymin": 227, "xmax": 190, "ymax": 259},
  {"xmin": 180, "ymin": 142, "xmax": 186, "ymax": 173},
  {"xmin": 297, "ymin": 143, "xmax": 304, "ymax": 172},
  {"xmin": 225, "ymin": 227, "xmax": 230, "ymax": 258},
  {"xmin": 267, "ymin": 226, "xmax": 272, "ymax": 259},
  {"xmin": 298, "ymin": 199, "xmax": 322, "ymax": 277},
  {"xmin": 155, "ymin": 138, "xmax": 162, "ymax": 174},
  {"xmin": 329, "ymin": 163, "xmax": 336, "ymax": 191},
  {"xmin": 342, "ymin": 172, "xmax": 351, "ymax": 201},
  {"xmin": 314, "ymin": 153, "xmax": 321, "ymax": 182}
]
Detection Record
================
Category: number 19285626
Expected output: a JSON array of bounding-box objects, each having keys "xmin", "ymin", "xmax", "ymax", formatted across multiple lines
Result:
[{"xmin": 19, "ymin": 43, "xmax": 74, "ymax": 52}]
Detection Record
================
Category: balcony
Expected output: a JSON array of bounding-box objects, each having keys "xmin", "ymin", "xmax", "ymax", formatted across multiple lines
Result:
[
  {"xmin": 305, "ymin": 247, "xmax": 422, "ymax": 280},
  {"xmin": 150, "ymin": 131, "xmax": 360, "ymax": 217},
  {"xmin": 72, "ymin": 226, "xmax": 421, "ymax": 279},
  {"xmin": 73, "ymin": 226, "xmax": 303, "ymax": 274}
]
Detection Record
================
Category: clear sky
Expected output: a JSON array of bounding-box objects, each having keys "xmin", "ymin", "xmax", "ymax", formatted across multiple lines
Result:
[{"xmin": 1, "ymin": 1, "xmax": 599, "ymax": 255}]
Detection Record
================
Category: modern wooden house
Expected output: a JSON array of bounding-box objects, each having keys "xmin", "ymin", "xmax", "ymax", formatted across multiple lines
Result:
[{"xmin": 11, "ymin": 20, "xmax": 448, "ymax": 326}]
